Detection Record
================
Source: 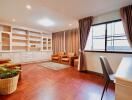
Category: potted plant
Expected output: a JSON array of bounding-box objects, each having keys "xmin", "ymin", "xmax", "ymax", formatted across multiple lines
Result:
[{"xmin": 0, "ymin": 65, "xmax": 21, "ymax": 95}]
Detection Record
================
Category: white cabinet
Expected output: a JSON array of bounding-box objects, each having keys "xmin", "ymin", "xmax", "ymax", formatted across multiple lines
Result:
[
  {"xmin": 42, "ymin": 37, "xmax": 52, "ymax": 51},
  {"xmin": 115, "ymin": 57, "xmax": 132, "ymax": 100}
]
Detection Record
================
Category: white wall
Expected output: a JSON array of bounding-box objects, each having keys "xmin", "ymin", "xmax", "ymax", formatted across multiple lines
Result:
[
  {"xmin": 0, "ymin": 51, "xmax": 52, "ymax": 63},
  {"xmin": 93, "ymin": 10, "xmax": 120, "ymax": 24},
  {"xmin": 84, "ymin": 52, "xmax": 132, "ymax": 73},
  {"xmin": 84, "ymin": 10, "xmax": 132, "ymax": 74}
]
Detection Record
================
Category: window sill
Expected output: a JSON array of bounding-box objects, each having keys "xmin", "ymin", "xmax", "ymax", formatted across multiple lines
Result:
[{"xmin": 84, "ymin": 50, "xmax": 132, "ymax": 54}]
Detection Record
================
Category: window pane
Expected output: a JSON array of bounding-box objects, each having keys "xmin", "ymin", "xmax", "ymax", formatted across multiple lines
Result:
[
  {"xmin": 107, "ymin": 21, "xmax": 132, "ymax": 52},
  {"xmin": 85, "ymin": 28, "xmax": 93, "ymax": 50},
  {"xmin": 85, "ymin": 20, "xmax": 132, "ymax": 52},
  {"xmin": 92, "ymin": 38, "xmax": 105, "ymax": 50},
  {"xmin": 85, "ymin": 24, "xmax": 105, "ymax": 51}
]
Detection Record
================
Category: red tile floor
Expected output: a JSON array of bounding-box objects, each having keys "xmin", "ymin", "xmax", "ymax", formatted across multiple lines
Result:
[{"xmin": 0, "ymin": 63, "xmax": 115, "ymax": 100}]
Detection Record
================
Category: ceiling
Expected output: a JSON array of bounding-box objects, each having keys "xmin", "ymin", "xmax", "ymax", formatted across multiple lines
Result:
[{"xmin": 0, "ymin": 0, "xmax": 131, "ymax": 33}]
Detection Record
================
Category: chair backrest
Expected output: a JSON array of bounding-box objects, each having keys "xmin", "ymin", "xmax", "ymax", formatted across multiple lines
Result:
[
  {"xmin": 58, "ymin": 52, "xmax": 65, "ymax": 55},
  {"xmin": 100, "ymin": 56, "xmax": 113, "ymax": 81},
  {"xmin": 68, "ymin": 52, "xmax": 75, "ymax": 57}
]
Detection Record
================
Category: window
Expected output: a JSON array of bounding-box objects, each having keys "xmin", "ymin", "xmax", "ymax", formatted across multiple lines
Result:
[{"xmin": 85, "ymin": 20, "xmax": 132, "ymax": 53}]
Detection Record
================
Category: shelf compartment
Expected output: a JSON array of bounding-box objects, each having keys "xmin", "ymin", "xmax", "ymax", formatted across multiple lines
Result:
[
  {"xmin": 12, "ymin": 33, "xmax": 27, "ymax": 37},
  {"xmin": 2, "ymin": 32, "xmax": 10, "ymax": 51},
  {"xmin": 0, "ymin": 25, "xmax": 11, "ymax": 32},
  {"xmin": 12, "ymin": 46, "xmax": 27, "ymax": 51},
  {"xmin": 12, "ymin": 39, "xmax": 27, "ymax": 43},
  {"xmin": 43, "ymin": 47, "xmax": 47, "ymax": 50},
  {"xmin": 12, "ymin": 42, "xmax": 27, "ymax": 46},
  {"xmin": 2, "ymin": 46, "xmax": 10, "ymax": 50},
  {"xmin": 30, "ymin": 47, "xmax": 41, "ymax": 51},
  {"xmin": 29, "ymin": 35, "xmax": 41, "ymax": 39},
  {"xmin": 30, "ymin": 40, "xmax": 41, "ymax": 44}
]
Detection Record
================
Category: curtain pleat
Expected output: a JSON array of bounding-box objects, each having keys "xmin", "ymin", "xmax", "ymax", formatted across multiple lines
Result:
[
  {"xmin": 78, "ymin": 16, "xmax": 93, "ymax": 71},
  {"xmin": 52, "ymin": 31, "xmax": 65, "ymax": 54},
  {"xmin": 52, "ymin": 29, "xmax": 79, "ymax": 55},
  {"xmin": 65, "ymin": 29, "xmax": 79, "ymax": 55},
  {"xmin": 120, "ymin": 5, "xmax": 132, "ymax": 47}
]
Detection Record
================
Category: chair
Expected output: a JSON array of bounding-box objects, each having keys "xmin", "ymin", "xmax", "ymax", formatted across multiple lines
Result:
[
  {"xmin": 61, "ymin": 52, "xmax": 77, "ymax": 66},
  {"xmin": 99, "ymin": 56, "xmax": 115, "ymax": 100},
  {"xmin": 51, "ymin": 52, "xmax": 65, "ymax": 62}
]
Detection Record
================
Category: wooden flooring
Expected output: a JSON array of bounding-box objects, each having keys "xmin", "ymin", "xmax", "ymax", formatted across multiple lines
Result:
[{"xmin": 0, "ymin": 63, "xmax": 115, "ymax": 100}]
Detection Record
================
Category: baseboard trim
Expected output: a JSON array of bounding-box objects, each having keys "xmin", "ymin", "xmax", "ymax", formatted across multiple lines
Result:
[
  {"xmin": 80, "ymin": 70, "xmax": 104, "ymax": 77},
  {"xmin": 80, "ymin": 70, "xmax": 114, "ymax": 84}
]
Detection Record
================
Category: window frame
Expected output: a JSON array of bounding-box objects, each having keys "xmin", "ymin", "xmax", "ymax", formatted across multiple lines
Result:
[{"xmin": 84, "ymin": 19, "xmax": 132, "ymax": 54}]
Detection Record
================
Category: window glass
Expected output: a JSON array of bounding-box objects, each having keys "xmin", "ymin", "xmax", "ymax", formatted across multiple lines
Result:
[
  {"xmin": 85, "ymin": 24, "xmax": 105, "ymax": 51},
  {"xmin": 107, "ymin": 21, "xmax": 131, "ymax": 52},
  {"xmin": 85, "ymin": 20, "xmax": 132, "ymax": 52}
]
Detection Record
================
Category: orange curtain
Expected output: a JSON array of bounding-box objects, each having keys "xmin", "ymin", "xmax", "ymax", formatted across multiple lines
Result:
[
  {"xmin": 65, "ymin": 29, "xmax": 79, "ymax": 55},
  {"xmin": 52, "ymin": 31, "xmax": 65, "ymax": 54}
]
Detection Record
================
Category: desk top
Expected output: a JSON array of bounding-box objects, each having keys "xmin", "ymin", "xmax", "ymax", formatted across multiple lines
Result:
[{"xmin": 116, "ymin": 57, "xmax": 132, "ymax": 83}]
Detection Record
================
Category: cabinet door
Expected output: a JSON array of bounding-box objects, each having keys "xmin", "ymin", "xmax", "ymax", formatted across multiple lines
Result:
[
  {"xmin": 2, "ymin": 32, "xmax": 10, "ymax": 51},
  {"xmin": 43, "ymin": 37, "xmax": 48, "ymax": 51},
  {"xmin": 47, "ymin": 38, "xmax": 52, "ymax": 51},
  {"xmin": 116, "ymin": 83, "xmax": 132, "ymax": 100}
]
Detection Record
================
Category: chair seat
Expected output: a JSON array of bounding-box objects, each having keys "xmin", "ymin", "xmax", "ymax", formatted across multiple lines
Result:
[
  {"xmin": 110, "ymin": 74, "xmax": 115, "ymax": 83},
  {"xmin": 52, "ymin": 57, "xmax": 59, "ymax": 60},
  {"xmin": 61, "ymin": 58, "xmax": 69, "ymax": 62}
]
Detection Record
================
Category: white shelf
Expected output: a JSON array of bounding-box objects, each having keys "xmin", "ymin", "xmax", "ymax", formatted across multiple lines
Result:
[{"xmin": 0, "ymin": 24, "xmax": 52, "ymax": 52}]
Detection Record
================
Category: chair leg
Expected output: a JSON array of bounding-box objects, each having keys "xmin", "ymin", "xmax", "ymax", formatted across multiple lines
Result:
[
  {"xmin": 101, "ymin": 81, "xmax": 109, "ymax": 100},
  {"xmin": 105, "ymin": 81, "xmax": 110, "ymax": 92}
]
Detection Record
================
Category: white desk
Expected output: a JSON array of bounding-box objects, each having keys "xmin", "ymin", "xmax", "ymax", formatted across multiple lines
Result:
[{"xmin": 115, "ymin": 57, "xmax": 132, "ymax": 100}]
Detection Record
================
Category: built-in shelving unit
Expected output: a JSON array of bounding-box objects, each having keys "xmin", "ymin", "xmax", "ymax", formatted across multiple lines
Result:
[
  {"xmin": 12, "ymin": 28, "xmax": 28, "ymax": 51},
  {"xmin": 0, "ymin": 24, "xmax": 52, "ymax": 52}
]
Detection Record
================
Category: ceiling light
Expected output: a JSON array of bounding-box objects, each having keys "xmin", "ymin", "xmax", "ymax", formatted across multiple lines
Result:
[
  {"xmin": 38, "ymin": 18, "xmax": 55, "ymax": 27},
  {"xmin": 69, "ymin": 24, "xmax": 72, "ymax": 26},
  {"xmin": 12, "ymin": 18, "xmax": 16, "ymax": 22},
  {"xmin": 26, "ymin": 5, "xmax": 32, "ymax": 10}
]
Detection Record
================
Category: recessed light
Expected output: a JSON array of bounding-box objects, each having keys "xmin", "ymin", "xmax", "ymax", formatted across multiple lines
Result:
[
  {"xmin": 26, "ymin": 5, "xmax": 32, "ymax": 10},
  {"xmin": 12, "ymin": 18, "xmax": 16, "ymax": 22},
  {"xmin": 38, "ymin": 18, "xmax": 55, "ymax": 27},
  {"xmin": 69, "ymin": 24, "xmax": 72, "ymax": 26}
]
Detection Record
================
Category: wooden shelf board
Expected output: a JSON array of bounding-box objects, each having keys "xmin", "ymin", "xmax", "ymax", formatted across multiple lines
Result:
[
  {"xmin": 1, "ymin": 31, "xmax": 11, "ymax": 34},
  {"xmin": 12, "ymin": 46, "xmax": 27, "ymax": 50},
  {"xmin": 13, "ymin": 39, "xmax": 27, "ymax": 43},
  {"xmin": 29, "ymin": 35, "xmax": 41, "ymax": 39},
  {"xmin": 30, "ymin": 40, "xmax": 41, "ymax": 44},
  {"xmin": 29, "ymin": 31, "xmax": 41, "ymax": 35},
  {"xmin": 12, "ymin": 46, "xmax": 27, "ymax": 47},
  {"xmin": 2, "ymin": 45, "xmax": 10, "ymax": 47},
  {"xmin": 12, "ymin": 33, "xmax": 27, "ymax": 37}
]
